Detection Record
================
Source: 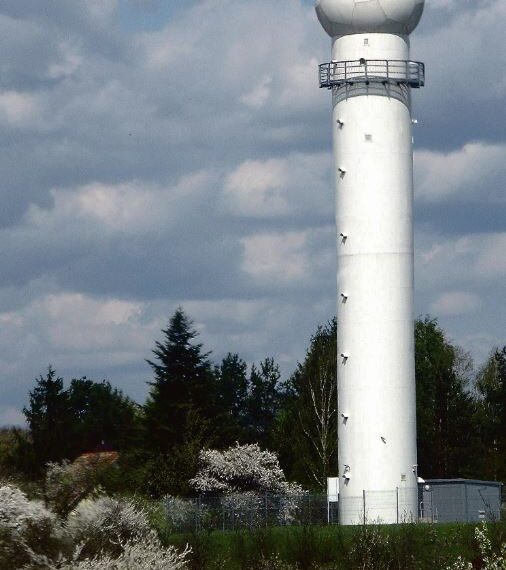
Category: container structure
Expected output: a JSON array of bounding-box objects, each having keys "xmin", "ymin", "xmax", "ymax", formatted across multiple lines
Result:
[
  {"xmin": 419, "ymin": 479, "xmax": 503, "ymax": 524},
  {"xmin": 315, "ymin": 0, "xmax": 425, "ymax": 524}
]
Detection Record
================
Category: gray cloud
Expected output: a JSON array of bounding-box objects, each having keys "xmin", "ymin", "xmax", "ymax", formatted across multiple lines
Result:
[{"xmin": 0, "ymin": 0, "xmax": 504, "ymax": 425}]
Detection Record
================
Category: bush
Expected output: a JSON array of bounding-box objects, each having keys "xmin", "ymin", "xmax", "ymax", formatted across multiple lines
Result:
[
  {"xmin": 66, "ymin": 496, "xmax": 151, "ymax": 559},
  {"xmin": 57, "ymin": 532, "xmax": 191, "ymax": 570},
  {"xmin": 45, "ymin": 461, "xmax": 101, "ymax": 518},
  {"xmin": 0, "ymin": 484, "xmax": 65, "ymax": 568}
]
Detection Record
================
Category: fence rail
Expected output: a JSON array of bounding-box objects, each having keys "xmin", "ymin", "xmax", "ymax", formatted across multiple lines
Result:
[
  {"xmin": 163, "ymin": 487, "xmax": 502, "ymax": 532},
  {"xmin": 319, "ymin": 59, "xmax": 425, "ymax": 89}
]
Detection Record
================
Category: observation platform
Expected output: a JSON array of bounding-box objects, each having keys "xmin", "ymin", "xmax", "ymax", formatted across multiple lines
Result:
[{"xmin": 319, "ymin": 59, "xmax": 425, "ymax": 89}]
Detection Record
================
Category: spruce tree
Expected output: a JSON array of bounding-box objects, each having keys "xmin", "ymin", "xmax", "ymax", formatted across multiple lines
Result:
[
  {"xmin": 214, "ymin": 353, "xmax": 249, "ymax": 446},
  {"xmin": 23, "ymin": 367, "xmax": 72, "ymax": 470},
  {"xmin": 245, "ymin": 357, "xmax": 281, "ymax": 446},
  {"xmin": 144, "ymin": 308, "xmax": 214, "ymax": 455}
]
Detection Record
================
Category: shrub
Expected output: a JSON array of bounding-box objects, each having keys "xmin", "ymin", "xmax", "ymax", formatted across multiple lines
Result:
[
  {"xmin": 445, "ymin": 523, "xmax": 506, "ymax": 570},
  {"xmin": 0, "ymin": 484, "xmax": 64, "ymax": 568},
  {"xmin": 57, "ymin": 531, "xmax": 190, "ymax": 569},
  {"xmin": 66, "ymin": 496, "xmax": 151, "ymax": 559},
  {"xmin": 190, "ymin": 443, "xmax": 304, "ymax": 496},
  {"xmin": 348, "ymin": 524, "xmax": 392, "ymax": 570},
  {"xmin": 45, "ymin": 461, "xmax": 99, "ymax": 518}
]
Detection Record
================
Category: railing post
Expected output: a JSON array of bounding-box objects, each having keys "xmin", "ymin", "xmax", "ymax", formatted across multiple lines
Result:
[
  {"xmin": 396, "ymin": 487, "xmax": 399, "ymax": 524},
  {"xmin": 363, "ymin": 490, "xmax": 366, "ymax": 525}
]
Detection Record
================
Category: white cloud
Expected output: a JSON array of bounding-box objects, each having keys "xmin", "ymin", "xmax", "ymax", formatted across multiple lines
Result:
[
  {"xmin": 241, "ymin": 231, "xmax": 309, "ymax": 283},
  {"xmin": 17, "ymin": 171, "xmax": 213, "ymax": 238},
  {"xmin": 0, "ymin": 91, "xmax": 39, "ymax": 126},
  {"xmin": 415, "ymin": 143, "xmax": 506, "ymax": 203},
  {"xmin": 222, "ymin": 152, "xmax": 332, "ymax": 219},
  {"xmin": 240, "ymin": 76, "xmax": 273, "ymax": 109},
  {"xmin": 430, "ymin": 291, "xmax": 481, "ymax": 317},
  {"xmin": 0, "ymin": 0, "xmax": 504, "ymax": 425},
  {"xmin": 224, "ymin": 159, "xmax": 289, "ymax": 217},
  {"xmin": 417, "ymin": 231, "xmax": 506, "ymax": 289}
]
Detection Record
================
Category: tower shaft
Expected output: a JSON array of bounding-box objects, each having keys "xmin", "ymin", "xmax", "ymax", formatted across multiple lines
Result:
[{"xmin": 331, "ymin": 34, "xmax": 420, "ymax": 524}]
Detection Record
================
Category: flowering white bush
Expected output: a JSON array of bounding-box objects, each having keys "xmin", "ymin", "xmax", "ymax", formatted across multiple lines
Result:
[
  {"xmin": 163, "ymin": 495, "xmax": 199, "ymax": 530},
  {"xmin": 57, "ymin": 532, "xmax": 190, "ymax": 570},
  {"xmin": 45, "ymin": 461, "xmax": 98, "ymax": 518},
  {"xmin": 190, "ymin": 443, "xmax": 303, "ymax": 496},
  {"xmin": 445, "ymin": 523, "xmax": 506, "ymax": 570},
  {"xmin": 66, "ymin": 496, "xmax": 151, "ymax": 558},
  {"xmin": 188, "ymin": 443, "xmax": 305, "ymax": 528},
  {"xmin": 0, "ymin": 484, "xmax": 63, "ymax": 568}
]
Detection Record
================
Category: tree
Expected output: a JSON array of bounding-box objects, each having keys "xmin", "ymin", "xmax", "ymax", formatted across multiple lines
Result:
[
  {"xmin": 190, "ymin": 443, "xmax": 302, "ymax": 496},
  {"xmin": 475, "ymin": 346, "xmax": 506, "ymax": 481},
  {"xmin": 144, "ymin": 308, "xmax": 215, "ymax": 454},
  {"xmin": 214, "ymin": 353, "xmax": 249, "ymax": 446},
  {"xmin": 275, "ymin": 319, "xmax": 337, "ymax": 491},
  {"xmin": 142, "ymin": 308, "xmax": 216, "ymax": 496},
  {"xmin": 23, "ymin": 367, "xmax": 72, "ymax": 470},
  {"xmin": 245, "ymin": 357, "xmax": 281, "ymax": 446},
  {"xmin": 415, "ymin": 317, "xmax": 477, "ymax": 478},
  {"xmin": 66, "ymin": 378, "xmax": 139, "ymax": 455}
]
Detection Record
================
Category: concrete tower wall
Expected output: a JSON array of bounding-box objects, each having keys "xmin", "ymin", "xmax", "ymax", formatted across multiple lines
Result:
[{"xmin": 316, "ymin": 0, "xmax": 425, "ymax": 525}]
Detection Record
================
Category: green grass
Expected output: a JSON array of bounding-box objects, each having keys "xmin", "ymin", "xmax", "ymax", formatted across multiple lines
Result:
[{"xmin": 159, "ymin": 522, "xmax": 506, "ymax": 569}]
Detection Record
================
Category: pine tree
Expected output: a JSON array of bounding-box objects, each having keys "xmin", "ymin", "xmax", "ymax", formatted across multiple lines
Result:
[
  {"xmin": 245, "ymin": 357, "xmax": 281, "ymax": 446},
  {"xmin": 144, "ymin": 308, "xmax": 214, "ymax": 455},
  {"xmin": 214, "ymin": 353, "xmax": 249, "ymax": 446},
  {"xmin": 23, "ymin": 367, "xmax": 72, "ymax": 470}
]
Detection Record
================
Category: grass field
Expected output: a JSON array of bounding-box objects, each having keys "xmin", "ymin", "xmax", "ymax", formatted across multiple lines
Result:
[{"xmin": 160, "ymin": 521, "xmax": 506, "ymax": 569}]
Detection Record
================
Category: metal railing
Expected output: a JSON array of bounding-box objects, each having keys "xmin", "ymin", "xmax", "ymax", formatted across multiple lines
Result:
[{"xmin": 319, "ymin": 59, "xmax": 425, "ymax": 89}]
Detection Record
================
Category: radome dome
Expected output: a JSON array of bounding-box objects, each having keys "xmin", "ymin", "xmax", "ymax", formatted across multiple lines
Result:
[{"xmin": 315, "ymin": 0, "xmax": 425, "ymax": 36}]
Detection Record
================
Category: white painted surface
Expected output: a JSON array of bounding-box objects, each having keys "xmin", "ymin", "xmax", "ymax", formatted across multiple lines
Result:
[
  {"xmin": 316, "ymin": 0, "xmax": 424, "ymax": 36},
  {"xmin": 327, "ymin": 477, "xmax": 340, "ymax": 502},
  {"xmin": 315, "ymin": 0, "xmax": 425, "ymax": 525}
]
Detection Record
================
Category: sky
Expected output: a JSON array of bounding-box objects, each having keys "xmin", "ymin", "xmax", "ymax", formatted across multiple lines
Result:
[{"xmin": 0, "ymin": 0, "xmax": 504, "ymax": 426}]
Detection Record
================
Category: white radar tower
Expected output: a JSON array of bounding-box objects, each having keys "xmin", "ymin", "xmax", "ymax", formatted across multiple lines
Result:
[{"xmin": 315, "ymin": 0, "xmax": 425, "ymax": 524}]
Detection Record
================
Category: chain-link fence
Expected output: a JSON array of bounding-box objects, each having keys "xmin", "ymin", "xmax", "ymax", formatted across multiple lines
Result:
[
  {"xmin": 163, "ymin": 493, "xmax": 338, "ymax": 533},
  {"xmin": 163, "ymin": 483, "xmax": 502, "ymax": 532}
]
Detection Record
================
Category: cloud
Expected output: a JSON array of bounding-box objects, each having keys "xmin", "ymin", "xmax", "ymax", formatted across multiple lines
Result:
[
  {"xmin": 0, "ymin": 91, "xmax": 40, "ymax": 126},
  {"xmin": 0, "ymin": 0, "xmax": 504, "ymax": 425},
  {"xmin": 415, "ymin": 143, "xmax": 506, "ymax": 203},
  {"xmin": 430, "ymin": 291, "xmax": 481, "ymax": 317},
  {"xmin": 241, "ymin": 231, "xmax": 310, "ymax": 283}
]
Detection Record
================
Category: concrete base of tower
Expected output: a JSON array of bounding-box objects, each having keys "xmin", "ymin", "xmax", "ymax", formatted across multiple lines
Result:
[{"xmin": 339, "ymin": 487, "xmax": 418, "ymax": 525}]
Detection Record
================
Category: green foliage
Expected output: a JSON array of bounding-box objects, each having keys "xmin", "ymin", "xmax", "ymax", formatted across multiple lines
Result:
[
  {"xmin": 475, "ymin": 347, "xmax": 506, "ymax": 482},
  {"xmin": 22, "ymin": 367, "xmax": 139, "ymax": 477},
  {"xmin": 245, "ymin": 358, "xmax": 282, "ymax": 447},
  {"xmin": 214, "ymin": 353, "xmax": 249, "ymax": 446},
  {"xmin": 415, "ymin": 316, "xmax": 478, "ymax": 478},
  {"xmin": 23, "ymin": 367, "xmax": 72, "ymax": 471},
  {"xmin": 275, "ymin": 320, "xmax": 337, "ymax": 491},
  {"xmin": 0, "ymin": 427, "xmax": 35, "ymax": 481},
  {"xmin": 66, "ymin": 378, "xmax": 140, "ymax": 455},
  {"xmin": 142, "ymin": 309, "xmax": 219, "ymax": 495},
  {"xmin": 164, "ymin": 523, "xmax": 506, "ymax": 570},
  {"xmin": 144, "ymin": 308, "xmax": 215, "ymax": 453}
]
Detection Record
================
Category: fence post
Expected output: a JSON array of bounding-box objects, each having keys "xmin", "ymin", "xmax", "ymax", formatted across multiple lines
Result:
[
  {"xmin": 396, "ymin": 487, "xmax": 399, "ymax": 524},
  {"xmin": 363, "ymin": 490, "xmax": 366, "ymax": 525}
]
